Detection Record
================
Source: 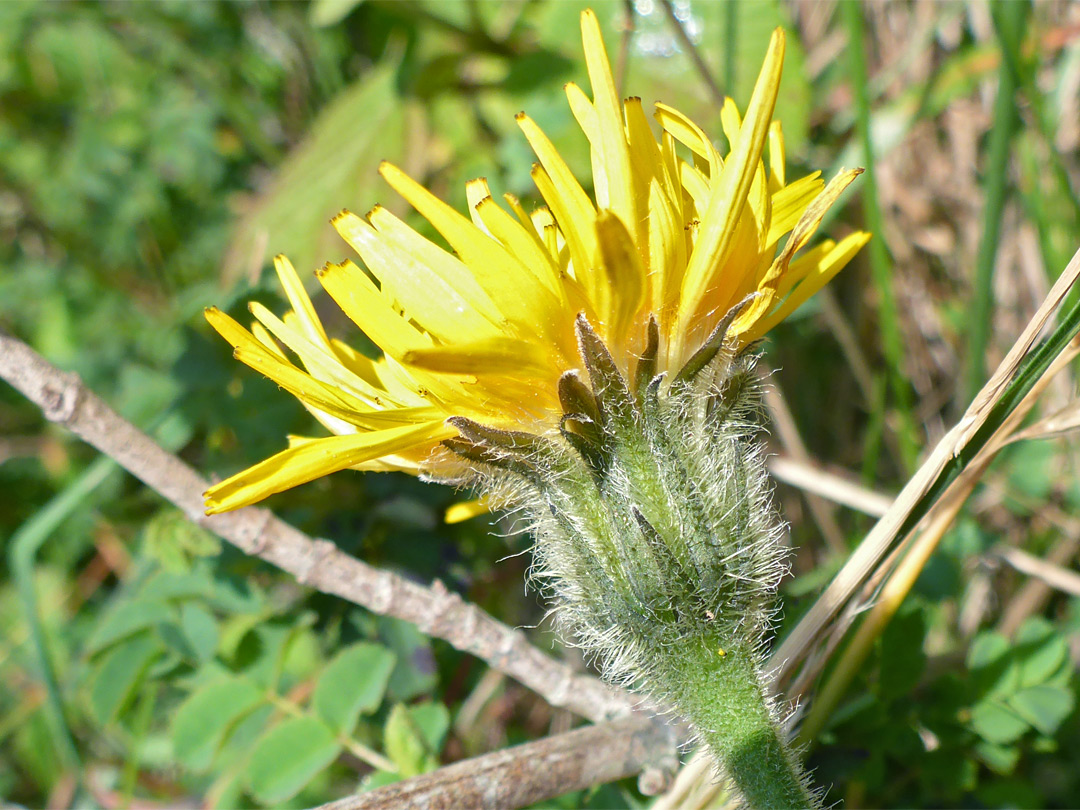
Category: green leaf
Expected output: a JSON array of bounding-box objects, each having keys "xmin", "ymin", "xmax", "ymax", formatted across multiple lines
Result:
[
  {"xmin": 147, "ymin": 647, "xmax": 187, "ymax": 681},
  {"xmin": 313, "ymin": 643, "xmax": 396, "ymax": 736},
  {"xmin": 217, "ymin": 612, "xmax": 270, "ymax": 663},
  {"xmin": 223, "ymin": 57, "xmax": 405, "ymax": 286},
  {"xmin": 966, "ymin": 630, "xmax": 1010, "ymax": 669},
  {"xmin": 137, "ymin": 569, "xmax": 213, "ymax": 602},
  {"xmin": 144, "ymin": 509, "xmax": 221, "ymax": 573},
  {"xmin": 1018, "ymin": 635, "xmax": 1069, "ymax": 689},
  {"xmin": 969, "ymin": 699, "xmax": 1030, "ymax": 744},
  {"xmin": 237, "ymin": 615, "xmax": 317, "ymax": 689},
  {"xmin": 1044, "ymin": 654, "xmax": 1074, "ymax": 688},
  {"xmin": 361, "ymin": 770, "xmax": 401, "ymax": 792},
  {"xmin": 974, "ymin": 740, "xmax": 1021, "ymax": 776},
  {"xmin": 217, "ymin": 704, "xmax": 275, "ymax": 771},
  {"xmin": 88, "ymin": 631, "xmax": 162, "ymax": 725},
  {"xmin": 208, "ymin": 575, "xmax": 264, "ymax": 615},
  {"xmin": 159, "ymin": 621, "xmax": 197, "ymax": 661},
  {"xmin": 279, "ymin": 626, "xmax": 322, "ymax": 691},
  {"xmin": 1006, "ymin": 684, "xmax": 1075, "ymax": 736},
  {"xmin": 171, "ymin": 678, "xmax": 265, "ymax": 772},
  {"xmin": 967, "ymin": 631, "xmax": 1019, "ymax": 699},
  {"xmin": 384, "ymin": 705, "xmax": 428, "ymax": 778},
  {"xmin": 377, "ymin": 615, "xmax": 438, "ymax": 701},
  {"xmin": 309, "ymin": 0, "xmax": 365, "ymax": 27},
  {"xmin": 1006, "ymin": 441, "xmax": 1057, "ymax": 501},
  {"xmin": 878, "ymin": 604, "xmax": 926, "ymax": 700},
  {"xmin": 1014, "ymin": 615, "xmax": 1055, "ymax": 645},
  {"xmin": 245, "ymin": 716, "xmax": 341, "ymax": 805},
  {"xmin": 383, "ymin": 702, "xmax": 449, "ymax": 778},
  {"xmin": 180, "ymin": 602, "xmax": 220, "ymax": 664},
  {"xmin": 12, "ymin": 711, "xmax": 63, "ymax": 791},
  {"xmin": 84, "ymin": 599, "xmax": 174, "ymax": 655},
  {"xmin": 408, "ymin": 701, "xmax": 450, "ymax": 752},
  {"xmin": 942, "ymin": 519, "xmax": 989, "ymax": 557}
]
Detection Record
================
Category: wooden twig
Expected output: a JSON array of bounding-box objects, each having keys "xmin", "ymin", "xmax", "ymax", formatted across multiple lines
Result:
[
  {"xmin": 659, "ymin": 0, "xmax": 726, "ymax": 107},
  {"xmin": 318, "ymin": 715, "xmax": 676, "ymax": 810},
  {"xmin": 0, "ymin": 331, "xmax": 635, "ymax": 724},
  {"xmin": 768, "ymin": 456, "xmax": 893, "ymax": 518},
  {"xmin": 996, "ymin": 545, "xmax": 1080, "ymax": 598},
  {"xmin": 998, "ymin": 534, "xmax": 1080, "ymax": 637}
]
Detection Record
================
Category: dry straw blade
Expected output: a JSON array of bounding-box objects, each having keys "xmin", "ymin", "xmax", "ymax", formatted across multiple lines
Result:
[
  {"xmin": 796, "ymin": 336, "xmax": 1080, "ymax": 745},
  {"xmin": 770, "ymin": 244, "xmax": 1080, "ymax": 682}
]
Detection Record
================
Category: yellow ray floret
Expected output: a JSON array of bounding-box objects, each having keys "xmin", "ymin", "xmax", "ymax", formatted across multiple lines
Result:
[{"xmin": 204, "ymin": 9, "xmax": 869, "ymax": 515}]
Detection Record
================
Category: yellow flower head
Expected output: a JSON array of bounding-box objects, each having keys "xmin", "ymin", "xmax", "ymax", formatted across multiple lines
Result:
[{"xmin": 204, "ymin": 10, "xmax": 869, "ymax": 515}]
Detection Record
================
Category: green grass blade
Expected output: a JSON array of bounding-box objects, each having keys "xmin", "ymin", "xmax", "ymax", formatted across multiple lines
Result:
[
  {"xmin": 964, "ymin": 1, "xmax": 1028, "ymax": 402},
  {"xmin": 7, "ymin": 411, "xmax": 193, "ymax": 780},
  {"xmin": 842, "ymin": 0, "xmax": 920, "ymax": 471},
  {"xmin": 8, "ymin": 455, "xmax": 117, "ymax": 774}
]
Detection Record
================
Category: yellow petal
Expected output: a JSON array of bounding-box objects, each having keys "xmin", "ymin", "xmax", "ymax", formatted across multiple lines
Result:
[
  {"xmin": 365, "ymin": 205, "xmax": 504, "ymax": 326},
  {"xmin": 774, "ymin": 239, "xmax": 836, "ymax": 301},
  {"xmin": 517, "ymin": 115, "xmax": 599, "ymax": 287},
  {"xmin": 315, "ymin": 259, "xmax": 430, "ymax": 358},
  {"xmin": 625, "ymin": 97, "xmax": 677, "ymax": 203},
  {"xmin": 677, "ymin": 27, "xmax": 785, "ymax": 344},
  {"xmin": 504, "ymin": 192, "xmax": 541, "ymax": 238},
  {"xmin": 273, "ymin": 255, "xmax": 330, "ymax": 348},
  {"xmin": 654, "ymin": 102, "xmax": 722, "ymax": 177},
  {"xmin": 473, "ymin": 196, "xmax": 564, "ymax": 299},
  {"xmin": 648, "ymin": 177, "xmax": 686, "ymax": 321},
  {"xmin": 720, "ymin": 97, "xmax": 742, "ymax": 149},
  {"xmin": 625, "ymin": 96, "xmax": 683, "ymax": 311},
  {"xmin": 403, "ymin": 338, "xmax": 555, "ymax": 377},
  {"xmin": 594, "ymin": 210, "xmax": 645, "ymax": 349},
  {"xmin": 767, "ymin": 120, "xmax": 786, "ymax": 190},
  {"xmin": 580, "ymin": 9, "xmax": 639, "ymax": 254},
  {"xmin": 678, "ymin": 159, "xmax": 710, "ymax": 214},
  {"xmin": 248, "ymin": 300, "xmax": 386, "ymax": 401},
  {"xmin": 735, "ymin": 168, "xmax": 863, "ymax": 331},
  {"xmin": 742, "ymin": 230, "xmax": 871, "ymax": 341},
  {"xmin": 332, "ymin": 209, "xmax": 501, "ymax": 343},
  {"xmin": 465, "ymin": 178, "xmax": 493, "ymax": 233},
  {"xmin": 565, "ymin": 82, "xmax": 607, "ymax": 208},
  {"xmin": 776, "ymin": 169, "xmax": 863, "ymax": 266},
  {"xmin": 766, "ymin": 172, "xmax": 824, "ymax": 247},
  {"xmin": 204, "ymin": 421, "xmax": 455, "ymax": 514},
  {"xmin": 250, "ymin": 320, "xmax": 289, "ymax": 362},
  {"xmin": 445, "ymin": 497, "xmax": 490, "ymax": 524},
  {"xmin": 380, "ymin": 161, "xmax": 563, "ymax": 337},
  {"xmin": 207, "ymin": 307, "xmax": 430, "ymax": 429},
  {"xmin": 526, "ymin": 204, "xmax": 561, "ymax": 261}
]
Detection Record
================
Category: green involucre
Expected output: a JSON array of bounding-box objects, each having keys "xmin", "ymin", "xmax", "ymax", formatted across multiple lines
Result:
[{"xmin": 441, "ymin": 313, "xmax": 818, "ymax": 810}]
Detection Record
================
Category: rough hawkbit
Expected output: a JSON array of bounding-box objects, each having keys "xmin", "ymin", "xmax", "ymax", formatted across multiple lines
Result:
[{"xmin": 437, "ymin": 302, "xmax": 819, "ymax": 810}]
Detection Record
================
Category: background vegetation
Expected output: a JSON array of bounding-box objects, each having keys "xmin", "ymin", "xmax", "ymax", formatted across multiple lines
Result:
[{"xmin": 2, "ymin": 1, "xmax": 1079, "ymax": 807}]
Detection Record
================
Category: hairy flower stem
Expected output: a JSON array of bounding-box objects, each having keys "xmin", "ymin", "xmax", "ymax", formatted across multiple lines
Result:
[
  {"xmin": 442, "ymin": 311, "xmax": 818, "ymax": 808},
  {"xmin": 660, "ymin": 636, "xmax": 817, "ymax": 809}
]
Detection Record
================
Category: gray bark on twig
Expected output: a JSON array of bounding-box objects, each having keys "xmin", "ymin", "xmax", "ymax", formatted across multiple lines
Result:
[
  {"xmin": 318, "ymin": 715, "xmax": 676, "ymax": 810},
  {"xmin": 0, "ymin": 332, "xmax": 635, "ymax": 723}
]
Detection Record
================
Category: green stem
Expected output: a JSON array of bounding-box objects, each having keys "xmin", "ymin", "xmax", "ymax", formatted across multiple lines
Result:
[{"xmin": 661, "ymin": 636, "xmax": 818, "ymax": 810}]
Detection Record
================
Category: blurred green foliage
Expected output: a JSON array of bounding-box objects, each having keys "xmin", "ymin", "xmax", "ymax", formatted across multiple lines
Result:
[{"xmin": 1, "ymin": 1, "xmax": 1078, "ymax": 808}]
